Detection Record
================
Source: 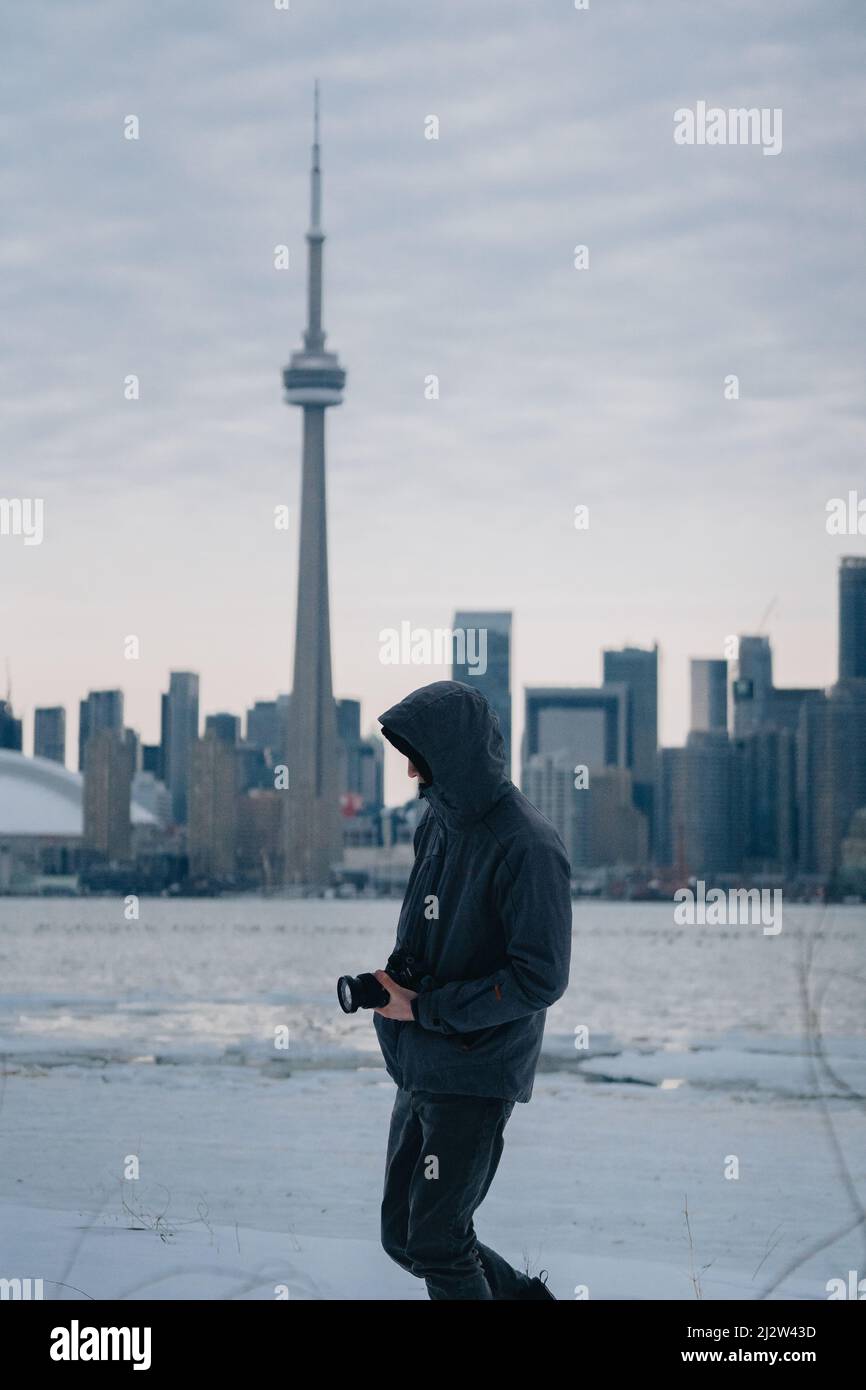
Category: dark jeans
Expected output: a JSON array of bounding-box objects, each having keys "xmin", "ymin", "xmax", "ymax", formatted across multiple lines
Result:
[{"xmin": 380, "ymin": 1086, "xmax": 534, "ymax": 1300}]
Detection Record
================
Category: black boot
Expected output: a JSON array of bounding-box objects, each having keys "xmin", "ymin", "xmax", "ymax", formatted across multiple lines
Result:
[{"xmin": 521, "ymin": 1269, "xmax": 556, "ymax": 1300}]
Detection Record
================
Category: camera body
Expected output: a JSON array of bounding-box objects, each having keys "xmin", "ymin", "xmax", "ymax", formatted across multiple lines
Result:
[
  {"xmin": 337, "ymin": 945, "xmax": 431, "ymax": 1014},
  {"xmin": 383, "ymin": 946, "xmax": 428, "ymax": 993}
]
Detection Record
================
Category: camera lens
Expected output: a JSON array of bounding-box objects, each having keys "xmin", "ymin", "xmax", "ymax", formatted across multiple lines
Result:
[
  {"xmin": 337, "ymin": 975, "xmax": 357, "ymax": 1013},
  {"xmin": 336, "ymin": 972, "xmax": 390, "ymax": 1013}
]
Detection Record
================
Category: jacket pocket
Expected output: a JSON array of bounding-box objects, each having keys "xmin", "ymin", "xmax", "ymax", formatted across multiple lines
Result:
[{"xmin": 451, "ymin": 1024, "xmax": 500, "ymax": 1054}]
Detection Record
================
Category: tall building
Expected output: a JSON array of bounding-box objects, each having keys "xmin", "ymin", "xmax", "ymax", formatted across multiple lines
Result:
[
  {"xmin": 585, "ymin": 767, "xmax": 648, "ymax": 869},
  {"xmin": 654, "ymin": 746, "xmax": 688, "ymax": 870},
  {"xmin": 281, "ymin": 87, "xmax": 345, "ymax": 884},
  {"xmin": 336, "ymin": 699, "xmax": 363, "ymax": 804},
  {"xmin": 78, "ymin": 689, "xmax": 123, "ymax": 770},
  {"xmin": 452, "ymin": 611, "xmax": 512, "ymax": 777},
  {"xmin": 655, "ymin": 733, "xmax": 739, "ymax": 877},
  {"xmin": 684, "ymin": 730, "xmax": 738, "ymax": 876},
  {"xmin": 141, "ymin": 744, "xmax": 162, "ymax": 777},
  {"xmin": 732, "ymin": 636, "xmax": 773, "ymax": 737},
  {"xmin": 336, "ymin": 698, "xmax": 384, "ymax": 845},
  {"xmin": 132, "ymin": 769, "xmax": 171, "ymax": 829},
  {"xmin": 523, "ymin": 751, "xmax": 582, "ymax": 867},
  {"xmin": 602, "ymin": 646, "xmax": 658, "ymax": 832},
  {"xmin": 163, "ymin": 672, "xmax": 200, "ymax": 825},
  {"xmin": 839, "ymin": 555, "xmax": 866, "ymax": 681},
  {"xmin": 797, "ymin": 681, "xmax": 866, "ymax": 878},
  {"xmin": 336, "ymin": 697, "xmax": 361, "ymax": 745},
  {"xmin": 522, "ymin": 686, "xmax": 628, "ymax": 774},
  {"xmin": 159, "ymin": 691, "xmax": 169, "ymax": 779},
  {"xmin": 237, "ymin": 790, "xmax": 282, "ymax": 887},
  {"xmin": 0, "ymin": 699, "xmax": 23, "ymax": 751},
  {"xmin": 334, "ymin": 700, "xmax": 382, "ymax": 802},
  {"xmin": 240, "ymin": 696, "xmax": 290, "ymax": 793},
  {"xmin": 732, "ymin": 635, "xmax": 819, "ymax": 739},
  {"xmin": 734, "ymin": 727, "xmax": 796, "ymax": 876},
  {"xmin": 246, "ymin": 697, "xmax": 289, "ymax": 758},
  {"xmin": 34, "ymin": 706, "xmax": 66, "ymax": 764},
  {"xmin": 522, "ymin": 686, "xmax": 635, "ymax": 869},
  {"xmin": 188, "ymin": 733, "xmax": 237, "ymax": 884},
  {"xmin": 83, "ymin": 728, "xmax": 134, "ymax": 862},
  {"xmin": 205, "ymin": 713, "xmax": 240, "ymax": 745},
  {"xmin": 690, "ymin": 659, "xmax": 728, "ymax": 734},
  {"xmin": 765, "ymin": 686, "xmax": 821, "ymax": 733},
  {"xmin": 359, "ymin": 737, "xmax": 384, "ymax": 810}
]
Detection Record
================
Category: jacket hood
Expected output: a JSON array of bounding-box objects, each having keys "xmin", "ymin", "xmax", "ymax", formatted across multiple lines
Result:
[{"xmin": 379, "ymin": 680, "xmax": 510, "ymax": 829}]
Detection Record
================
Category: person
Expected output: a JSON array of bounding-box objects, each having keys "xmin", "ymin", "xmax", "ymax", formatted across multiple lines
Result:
[{"xmin": 372, "ymin": 679, "xmax": 572, "ymax": 1300}]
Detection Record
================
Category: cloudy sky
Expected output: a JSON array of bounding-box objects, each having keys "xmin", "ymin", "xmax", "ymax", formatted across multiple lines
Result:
[{"xmin": 3, "ymin": 0, "xmax": 865, "ymax": 802}]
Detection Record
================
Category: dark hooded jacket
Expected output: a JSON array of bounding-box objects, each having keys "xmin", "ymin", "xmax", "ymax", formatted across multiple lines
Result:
[{"xmin": 374, "ymin": 680, "xmax": 572, "ymax": 1104}]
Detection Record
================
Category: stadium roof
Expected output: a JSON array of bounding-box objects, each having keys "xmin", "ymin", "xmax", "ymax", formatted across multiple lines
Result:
[{"xmin": 0, "ymin": 750, "xmax": 157, "ymax": 837}]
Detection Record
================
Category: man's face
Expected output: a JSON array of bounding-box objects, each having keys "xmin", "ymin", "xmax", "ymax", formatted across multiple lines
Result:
[{"xmin": 407, "ymin": 758, "xmax": 430, "ymax": 787}]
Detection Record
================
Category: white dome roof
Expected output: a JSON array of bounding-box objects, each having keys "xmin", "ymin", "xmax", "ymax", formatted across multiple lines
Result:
[{"xmin": 0, "ymin": 750, "xmax": 157, "ymax": 837}]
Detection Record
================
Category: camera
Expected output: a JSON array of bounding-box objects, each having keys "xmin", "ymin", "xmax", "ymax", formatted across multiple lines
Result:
[{"xmin": 337, "ymin": 946, "xmax": 429, "ymax": 1014}]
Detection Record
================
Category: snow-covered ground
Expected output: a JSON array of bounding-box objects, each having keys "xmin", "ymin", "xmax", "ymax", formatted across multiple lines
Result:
[
  {"xmin": 1, "ymin": 1056, "xmax": 863, "ymax": 1301},
  {"xmin": 0, "ymin": 898, "xmax": 863, "ymax": 1300}
]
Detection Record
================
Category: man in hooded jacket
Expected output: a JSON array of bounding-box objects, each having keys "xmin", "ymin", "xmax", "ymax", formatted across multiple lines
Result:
[{"xmin": 373, "ymin": 679, "xmax": 572, "ymax": 1300}]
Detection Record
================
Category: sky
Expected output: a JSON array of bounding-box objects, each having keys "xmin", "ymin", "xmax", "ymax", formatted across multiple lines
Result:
[{"xmin": 2, "ymin": 0, "xmax": 865, "ymax": 804}]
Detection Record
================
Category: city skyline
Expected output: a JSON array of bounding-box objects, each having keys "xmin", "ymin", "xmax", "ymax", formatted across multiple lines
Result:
[
  {"xmin": 2, "ymin": 2, "xmax": 865, "ymax": 808},
  {"xmin": 5, "ymin": 564, "xmax": 858, "ymax": 811}
]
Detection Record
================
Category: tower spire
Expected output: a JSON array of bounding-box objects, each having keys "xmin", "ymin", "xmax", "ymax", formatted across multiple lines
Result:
[
  {"xmin": 304, "ymin": 81, "xmax": 325, "ymax": 352},
  {"xmin": 310, "ymin": 79, "xmax": 321, "ymax": 232}
]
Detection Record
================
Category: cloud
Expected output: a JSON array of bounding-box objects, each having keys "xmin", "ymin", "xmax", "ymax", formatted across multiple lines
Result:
[{"xmin": 2, "ymin": 0, "xmax": 865, "ymax": 795}]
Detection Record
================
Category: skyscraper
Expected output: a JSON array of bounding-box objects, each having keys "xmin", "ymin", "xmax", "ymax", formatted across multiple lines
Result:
[
  {"xmin": 734, "ymin": 727, "xmax": 796, "ymax": 876},
  {"xmin": 246, "ymin": 697, "xmax": 289, "ymax": 759},
  {"xmin": 682, "ymin": 730, "xmax": 738, "ymax": 876},
  {"xmin": 731, "ymin": 634, "xmax": 818, "ymax": 739},
  {"xmin": 34, "ymin": 706, "xmax": 66, "ymax": 764},
  {"xmin": 335, "ymin": 698, "xmax": 385, "ymax": 825},
  {"xmin": 522, "ymin": 751, "xmax": 583, "ymax": 867},
  {"xmin": 452, "ymin": 611, "xmax": 512, "ymax": 777},
  {"xmin": 797, "ymin": 681, "xmax": 866, "ymax": 877},
  {"xmin": 522, "ymin": 685, "xmax": 631, "ymax": 865},
  {"xmin": 189, "ymin": 731, "xmax": 238, "ymax": 884},
  {"xmin": 839, "ymin": 555, "xmax": 866, "ymax": 681},
  {"xmin": 83, "ymin": 728, "xmax": 134, "ymax": 863},
  {"xmin": 655, "ymin": 734, "xmax": 740, "ymax": 877},
  {"xmin": 522, "ymin": 686, "xmax": 628, "ymax": 773},
  {"xmin": 281, "ymin": 87, "xmax": 345, "ymax": 884},
  {"xmin": 654, "ymin": 746, "xmax": 687, "ymax": 871},
  {"xmin": 0, "ymin": 699, "xmax": 23, "ymax": 751},
  {"xmin": 205, "ymin": 713, "xmax": 240, "ymax": 745},
  {"xmin": 78, "ymin": 690, "xmax": 123, "ymax": 770},
  {"xmin": 732, "ymin": 636, "xmax": 773, "ymax": 737},
  {"xmin": 690, "ymin": 659, "xmax": 728, "ymax": 734},
  {"xmin": 602, "ymin": 645, "xmax": 658, "ymax": 832},
  {"xmin": 164, "ymin": 672, "xmax": 199, "ymax": 825}
]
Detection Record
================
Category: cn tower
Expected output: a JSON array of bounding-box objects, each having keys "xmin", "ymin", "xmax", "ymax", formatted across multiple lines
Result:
[{"xmin": 282, "ymin": 84, "xmax": 345, "ymax": 884}]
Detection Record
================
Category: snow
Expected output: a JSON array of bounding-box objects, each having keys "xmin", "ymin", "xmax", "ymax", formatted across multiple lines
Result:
[
  {"xmin": 0, "ymin": 1059, "xmax": 859, "ymax": 1301},
  {"xmin": 1, "ymin": 898, "xmax": 863, "ymax": 1301}
]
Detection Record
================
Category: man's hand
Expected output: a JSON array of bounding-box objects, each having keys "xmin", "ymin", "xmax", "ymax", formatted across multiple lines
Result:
[{"xmin": 373, "ymin": 970, "xmax": 418, "ymax": 1021}]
